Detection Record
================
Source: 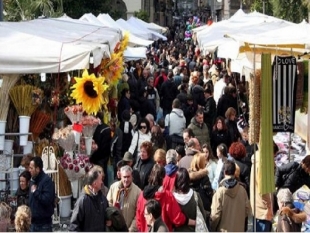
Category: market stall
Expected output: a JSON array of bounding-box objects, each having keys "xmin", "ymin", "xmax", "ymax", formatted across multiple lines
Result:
[{"xmin": 0, "ymin": 15, "xmax": 130, "ymax": 226}]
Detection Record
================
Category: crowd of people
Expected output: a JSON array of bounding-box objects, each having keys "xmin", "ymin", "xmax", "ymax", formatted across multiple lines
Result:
[{"xmin": 2, "ymin": 22, "xmax": 310, "ymax": 232}]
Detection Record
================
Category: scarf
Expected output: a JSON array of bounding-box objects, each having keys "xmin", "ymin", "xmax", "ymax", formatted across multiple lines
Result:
[{"xmin": 115, "ymin": 184, "xmax": 130, "ymax": 209}]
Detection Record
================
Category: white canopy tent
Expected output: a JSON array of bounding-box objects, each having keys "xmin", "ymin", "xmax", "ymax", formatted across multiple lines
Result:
[
  {"xmin": 0, "ymin": 18, "xmax": 122, "ymax": 73},
  {"xmin": 123, "ymin": 47, "xmax": 147, "ymax": 61},
  {"xmin": 79, "ymin": 13, "xmax": 149, "ymax": 61},
  {"xmin": 126, "ymin": 16, "xmax": 166, "ymax": 34},
  {"xmin": 149, "ymin": 22, "xmax": 167, "ymax": 34},
  {"xmin": 81, "ymin": 13, "xmax": 154, "ymax": 47},
  {"xmin": 127, "ymin": 17, "xmax": 167, "ymax": 41},
  {"xmin": 116, "ymin": 18, "xmax": 152, "ymax": 40}
]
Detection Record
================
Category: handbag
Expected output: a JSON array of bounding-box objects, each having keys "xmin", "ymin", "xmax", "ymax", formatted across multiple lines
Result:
[
  {"xmin": 132, "ymin": 131, "xmax": 139, "ymax": 161},
  {"xmin": 193, "ymin": 191, "xmax": 209, "ymax": 232}
]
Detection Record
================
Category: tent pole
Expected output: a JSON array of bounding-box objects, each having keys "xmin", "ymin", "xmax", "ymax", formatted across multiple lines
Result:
[
  {"xmin": 308, "ymin": 61, "xmax": 310, "ymax": 152},
  {"xmin": 253, "ymin": 45, "xmax": 257, "ymax": 232}
]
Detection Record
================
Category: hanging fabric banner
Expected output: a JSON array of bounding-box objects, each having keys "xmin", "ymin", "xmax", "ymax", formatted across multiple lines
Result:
[{"xmin": 272, "ymin": 56, "xmax": 298, "ymax": 133}]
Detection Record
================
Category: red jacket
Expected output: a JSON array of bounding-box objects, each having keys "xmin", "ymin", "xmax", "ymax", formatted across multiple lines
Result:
[
  {"xmin": 136, "ymin": 189, "xmax": 187, "ymax": 232},
  {"xmin": 162, "ymin": 173, "xmax": 177, "ymax": 192}
]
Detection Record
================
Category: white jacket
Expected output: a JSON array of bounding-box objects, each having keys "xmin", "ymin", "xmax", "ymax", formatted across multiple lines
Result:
[{"xmin": 128, "ymin": 130, "xmax": 151, "ymax": 155}]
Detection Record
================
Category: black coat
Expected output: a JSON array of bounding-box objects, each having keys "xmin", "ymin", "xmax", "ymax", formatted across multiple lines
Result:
[
  {"xmin": 29, "ymin": 171, "xmax": 55, "ymax": 224},
  {"xmin": 160, "ymin": 79, "xmax": 179, "ymax": 112},
  {"xmin": 119, "ymin": 121, "xmax": 133, "ymax": 156},
  {"xmin": 210, "ymin": 129, "xmax": 231, "ymax": 156},
  {"xmin": 275, "ymin": 162, "xmax": 310, "ymax": 194},
  {"xmin": 16, "ymin": 187, "xmax": 29, "ymax": 207},
  {"xmin": 91, "ymin": 123, "xmax": 111, "ymax": 164},
  {"xmin": 134, "ymin": 157, "xmax": 154, "ymax": 190},
  {"xmin": 225, "ymin": 119, "xmax": 241, "ymax": 146},
  {"xmin": 70, "ymin": 187, "xmax": 108, "ymax": 232},
  {"xmin": 203, "ymin": 96, "xmax": 216, "ymax": 132}
]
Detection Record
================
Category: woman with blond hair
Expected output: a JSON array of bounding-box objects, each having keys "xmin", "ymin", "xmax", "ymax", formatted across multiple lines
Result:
[
  {"xmin": 15, "ymin": 205, "xmax": 31, "ymax": 232},
  {"xmin": 188, "ymin": 153, "xmax": 213, "ymax": 226},
  {"xmin": 154, "ymin": 148, "xmax": 166, "ymax": 167}
]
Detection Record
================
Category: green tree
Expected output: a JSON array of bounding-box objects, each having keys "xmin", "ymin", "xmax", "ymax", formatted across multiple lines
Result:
[
  {"xmin": 271, "ymin": 0, "xmax": 307, "ymax": 23},
  {"xmin": 243, "ymin": 0, "xmax": 273, "ymax": 15},
  {"xmin": 134, "ymin": 9, "xmax": 149, "ymax": 22},
  {"xmin": 4, "ymin": 0, "xmax": 62, "ymax": 21}
]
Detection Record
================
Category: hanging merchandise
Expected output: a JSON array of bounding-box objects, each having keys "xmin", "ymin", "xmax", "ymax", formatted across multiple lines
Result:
[
  {"xmin": 9, "ymin": 85, "xmax": 43, "ymax": 145},
  {"xmin": 100, "ymin": 32, "xmax": 129, "ymax": 85},
  {"xmin": 272, "ymin": 56, "xmax": 298, "ymax": 133}
]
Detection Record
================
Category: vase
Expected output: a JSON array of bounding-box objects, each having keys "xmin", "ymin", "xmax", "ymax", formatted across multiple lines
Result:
[
  {"xmin": 0, "ymin": 121, "xmax": 6, "ymax": 150},
  {"xmin": 84, "ymin": 137, "xmax": 92, "ymax": 155},
  {"xmin": 19, "ymin": 116, "xmax": 30, "ymax": 146}
]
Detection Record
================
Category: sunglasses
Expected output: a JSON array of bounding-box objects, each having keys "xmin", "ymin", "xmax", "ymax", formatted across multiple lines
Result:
[{"xmin": 139, "ymin": 125, "xmax": 147, "ymax": 129}]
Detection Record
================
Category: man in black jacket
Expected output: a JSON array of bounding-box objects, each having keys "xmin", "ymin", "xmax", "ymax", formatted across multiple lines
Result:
[
  {"xmin": 70, "ymin": 167, "xmax": 109, "ymax": 231},
  {"xmin": 29, "ymin": 157, "xmax": 55, "ymax": 232},
  {"xmin": 91, "ymin": 112, "xmax": 111, "ymax": 186}
]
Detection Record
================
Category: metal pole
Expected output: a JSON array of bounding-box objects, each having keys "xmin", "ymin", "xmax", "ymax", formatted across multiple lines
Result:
[
  {"xmin": 253, "ymin": 45, "xmax": 257, "ymax": 232},
  {"xmin": 263, "ymin": 0, "xmax": 265, "ymax": 14},
  {"xmin": 0, "ymin": 0, "xmax": 3, "ymax": 21}
]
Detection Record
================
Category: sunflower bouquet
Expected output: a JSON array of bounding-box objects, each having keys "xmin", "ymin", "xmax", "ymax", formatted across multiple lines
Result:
[
  {"xmin": 70, "ymin": 70, "xmax": 109, "ymax": 115},
  {"xmin": 52, "ymin": 125, "xmax": 76, "ymax": 152},
  {"xmin": 64, "ymin": 105, "xmax": 83, "ymax": 124},
  {"xmin": 81, "ymin": 115, "xmax": 101, "ymax": 137}
]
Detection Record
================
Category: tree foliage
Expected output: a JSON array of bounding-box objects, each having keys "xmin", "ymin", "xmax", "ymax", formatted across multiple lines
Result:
[
  {"xmin": 134, "ymin": 9, "xmax": 149, "ymax": 22},
  {"xmin": 4, "ymin": 0, "xmax": 127, "ymax": 21},
  {"xmin": 271, "ymin": 0, "xmax": 308, "ymax": 23},
  {"xmin": 243, "ymin": 0, "xmax": 309, "ymax": 23}
]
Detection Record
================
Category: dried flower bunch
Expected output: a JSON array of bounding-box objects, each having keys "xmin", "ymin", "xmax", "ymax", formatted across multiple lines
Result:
[
  {"xmin": 81, "ymin": 115, "xmax": 101, "ymax": 137},
  {"xmin": 64, "ymin": 105, "xmax": 83, "ymax": 124},
  {"xmin": 52, "ymin": 125, "xmax": 75, "ymax": 151}
]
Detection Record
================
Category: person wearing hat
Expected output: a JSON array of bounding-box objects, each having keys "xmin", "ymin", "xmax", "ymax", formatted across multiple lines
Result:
[
  {"xmin": 122, "ymin": 152, "xmax": 142, "ymax": 189},
  {"xmin": 162, "ymin": 149, "xmax": 178, "ymax": 192}
]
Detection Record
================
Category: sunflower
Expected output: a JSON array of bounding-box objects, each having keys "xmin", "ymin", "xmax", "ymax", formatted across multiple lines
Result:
[{"xmin": 70, "ymin": 70, "xmax": 109, "ymax": 115}]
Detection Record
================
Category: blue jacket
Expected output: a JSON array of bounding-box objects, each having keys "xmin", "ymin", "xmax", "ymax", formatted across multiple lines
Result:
[{"xmin": 29, "ymin": 170, "xmax": 55, "ymax": 224}]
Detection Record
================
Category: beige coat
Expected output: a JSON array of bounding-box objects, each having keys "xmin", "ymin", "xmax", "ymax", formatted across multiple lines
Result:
[
  {"xmin": 107, "ymin": 181, "xmax": 141, "ymax": 231},
  {"xmin": 250, "ymin": 151, "xmax": 274, "ymax": 221},
  {"xmin": 211, "ymin": 177, "xmax": 252, "ymax": 232}
]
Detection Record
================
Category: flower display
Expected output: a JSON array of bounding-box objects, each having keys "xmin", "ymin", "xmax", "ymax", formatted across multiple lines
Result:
[
  {"xmin": 52, "ymin": 125, "xmax": 75, "ymax": 151},
  {"xmin": 64, "ymin": 105, "xmax": 83, "ymax": 124},
  {"xmin": 70, "ymin": 70, "xmax": 109, "ymax": 115},
  {"xmin": 81, "ymin": 115, "xmax": 101, "ymax": 137},
  {"xmin": 100, "ymin": 32, "xmax": 129, "ymax": 85},
  {"xmin": 60, "ymin": 153, "xmax": 93, "ymax": 181}
]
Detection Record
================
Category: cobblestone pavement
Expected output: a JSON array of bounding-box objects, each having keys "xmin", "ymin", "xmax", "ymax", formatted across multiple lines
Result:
[{"xmin": 53, "ymin": 217, "xmax": 71, "ymax": 232}]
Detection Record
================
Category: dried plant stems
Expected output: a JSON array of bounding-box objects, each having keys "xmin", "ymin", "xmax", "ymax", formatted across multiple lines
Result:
[
  {"xmin": 249, "ymin": 69, "xmax": 261, "ymax": 144},
  {"xmin": 58, "ymin": 166, "xmax": 72, "ymax": 196},
  {"xmin": 9, "ymin": 85, "xmax": 38, "ymax": 116},
  {"xmin": 0, "ymin": 75, "xmax": 20, "ymax": 120},
  {"xmin": 30, "ymin": 110, "xmax": 51, "ymax": 140}
]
